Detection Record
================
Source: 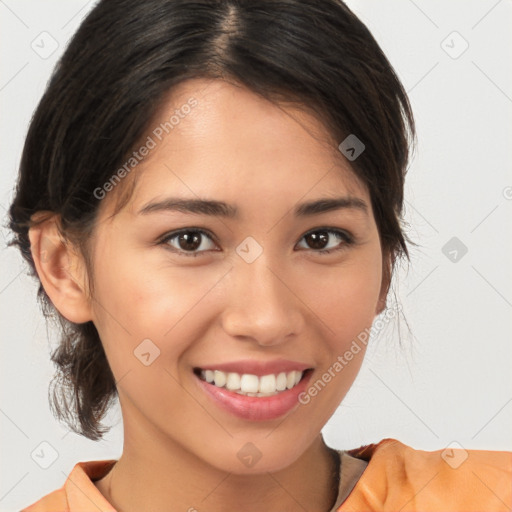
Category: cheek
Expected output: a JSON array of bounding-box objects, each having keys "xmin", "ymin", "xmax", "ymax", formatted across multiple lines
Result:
[
  {"xmin": 89, "ymin": 250, "xmax": 220, "ymax": 370},
  {"xmin": 294, "ymin": 251, "xmax": 382, "ymax": 415},
  {"xmin": 301, "ymin": 249, "xmax": 383, "ymax": 347}
]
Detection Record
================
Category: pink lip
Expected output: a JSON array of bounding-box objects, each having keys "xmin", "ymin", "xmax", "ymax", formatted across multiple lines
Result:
[
  {"xmin": 194, "ymin": 369, "xmax": 313, "ymax": 421},
  {"xmin": 194, "ymin": 358, "xmax": 313, "ymax": 377}
]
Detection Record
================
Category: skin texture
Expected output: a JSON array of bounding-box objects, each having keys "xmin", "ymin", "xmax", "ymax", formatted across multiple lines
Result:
[{"xmin": 29, "ymin": 78, "xmax": 390, "ymax": 512}]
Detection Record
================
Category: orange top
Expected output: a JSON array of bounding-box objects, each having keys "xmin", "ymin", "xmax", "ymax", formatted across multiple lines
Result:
[{"xmin": 21, "ymin": 438, "xmax": 512, "ymax": 512}]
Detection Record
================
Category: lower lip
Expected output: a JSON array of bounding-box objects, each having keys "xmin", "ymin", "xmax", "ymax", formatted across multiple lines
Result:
[{"xmin": 194, "ymin": 370, "xmax": 313, "ymax": 421}]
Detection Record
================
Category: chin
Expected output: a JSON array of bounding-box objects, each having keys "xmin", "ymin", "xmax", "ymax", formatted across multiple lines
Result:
[{"xmin": 199, "ymin": 437, "xmax": 311, "ymax": 475}]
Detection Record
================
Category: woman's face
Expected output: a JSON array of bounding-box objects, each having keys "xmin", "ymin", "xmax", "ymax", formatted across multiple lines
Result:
[{"xmin": 86, "ymin": 78, "xmax": 388, "ymax": 473}]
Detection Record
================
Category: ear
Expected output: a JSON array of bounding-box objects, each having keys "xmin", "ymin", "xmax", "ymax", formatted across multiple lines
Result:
[
  {"xmin": 375, "ymin": 249, "xmax": 392, "ymax": 316},
  {"xmin": 28, "ymin": 213, "xmax": 93, "ymax": 324}
]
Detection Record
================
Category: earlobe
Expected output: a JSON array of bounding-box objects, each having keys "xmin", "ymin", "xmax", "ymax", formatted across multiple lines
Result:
[{"xmin": 28, "ymin": 213, "xmax": 93, "ymax": 324}]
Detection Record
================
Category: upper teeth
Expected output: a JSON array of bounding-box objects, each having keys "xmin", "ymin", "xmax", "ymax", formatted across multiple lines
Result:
[{"xmin": 200, "ymin": 369, "xmax": 304, "ymax": 395}]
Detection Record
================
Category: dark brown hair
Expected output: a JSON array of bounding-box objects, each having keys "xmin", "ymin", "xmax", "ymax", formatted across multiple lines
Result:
[{"xmin": 8, "ymin": 0, "xmax": 415, "ymax": 440}]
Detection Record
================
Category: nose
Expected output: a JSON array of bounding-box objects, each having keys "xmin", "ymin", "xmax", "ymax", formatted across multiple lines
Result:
[{"xmin": 221, "ymin": 256, "xmax": 305, "ymax": 347}]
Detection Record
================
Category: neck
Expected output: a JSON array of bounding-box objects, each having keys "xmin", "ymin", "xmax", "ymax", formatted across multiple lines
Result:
[{"xmin": 96, "ymin": 412, "xmax": 340, "ymax": 512}]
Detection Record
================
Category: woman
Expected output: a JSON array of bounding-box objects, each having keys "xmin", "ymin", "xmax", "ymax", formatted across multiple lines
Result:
[{"xmin": 9, "ymin": 0, "xmax": 511, "ymax": 510}]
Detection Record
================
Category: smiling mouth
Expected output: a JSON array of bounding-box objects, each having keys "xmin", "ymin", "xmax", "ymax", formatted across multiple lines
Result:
[{"xmin": 193, "ymin": 367, "xmax": 313, "ymax": 397}]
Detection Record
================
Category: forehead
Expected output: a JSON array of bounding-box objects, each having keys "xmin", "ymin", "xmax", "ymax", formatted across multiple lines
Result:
[{"xmin": 103, "ymin": 78, "xmax": 370, "ymax": 220}]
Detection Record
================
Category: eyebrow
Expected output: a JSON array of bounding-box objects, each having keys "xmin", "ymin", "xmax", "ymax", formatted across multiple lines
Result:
[{"xmin": 137, "ymin": 196, "xmax": 368, "ymax": 217}]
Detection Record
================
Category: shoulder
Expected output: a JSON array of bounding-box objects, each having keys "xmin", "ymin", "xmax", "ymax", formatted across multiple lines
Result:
[
  {"xmin": 341, "ymin": 438, "xmax": 512, "ymax": 511},
  {"xmin": 20, "ymin": 460, "xmax": 117, "ymax": 512}
]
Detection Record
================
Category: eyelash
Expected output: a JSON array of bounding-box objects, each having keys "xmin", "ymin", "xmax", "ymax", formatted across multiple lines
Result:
[{"xmin": 158, "ymin": 227, "xmax": 355, "ymax": 258}]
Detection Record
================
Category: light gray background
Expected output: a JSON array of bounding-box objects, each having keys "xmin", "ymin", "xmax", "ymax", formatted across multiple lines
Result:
[{"xmin": 1, "ymin": 1, "xmax": 511, "ymax": 510}]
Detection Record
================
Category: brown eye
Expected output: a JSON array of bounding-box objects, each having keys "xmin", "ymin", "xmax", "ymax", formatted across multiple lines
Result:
[
  {"xmin": 297, "ymin": 228, "xmax": 353, "ymax": 254},
  {"xmin": 161, "ymin": 229, "xmax": 217, "ymax": 256},
  {"xmin": 304, "ymin": 231, "xmax": 329, "ymax": 250}
]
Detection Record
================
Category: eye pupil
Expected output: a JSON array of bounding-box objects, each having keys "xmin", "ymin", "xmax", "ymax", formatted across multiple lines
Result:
[
  {"xmin": 179, "ymin": 232, "xmax": 201, "ymax": 251},
  {"xmin": 306, "ymin": 231, "xmax": 329, "ymax": 249}
]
